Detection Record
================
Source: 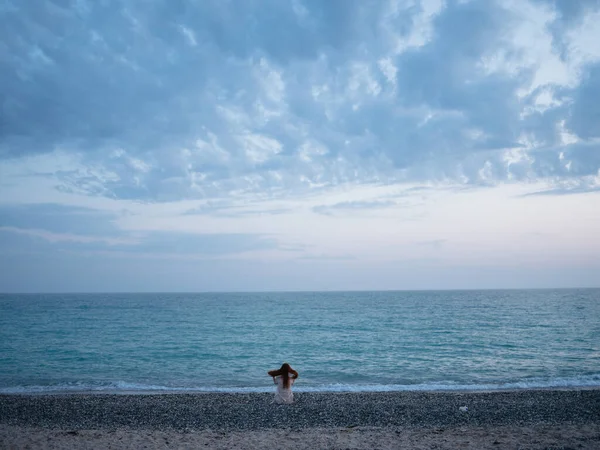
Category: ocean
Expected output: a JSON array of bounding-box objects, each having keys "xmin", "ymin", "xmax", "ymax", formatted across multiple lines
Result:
[{"xmin": 1, "ymin": 289, "xmax": 599, "ymax": 394}]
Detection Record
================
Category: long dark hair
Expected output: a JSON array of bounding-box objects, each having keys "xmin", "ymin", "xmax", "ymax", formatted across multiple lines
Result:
[{"xmin": 269, "ymin": 363, "xmax": 292, "ymax": 388}]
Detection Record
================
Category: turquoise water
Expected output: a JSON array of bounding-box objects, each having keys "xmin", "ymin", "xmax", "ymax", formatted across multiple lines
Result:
[{"xmin": 1, "ymin": 289, "xmax": 599, "ymax": 393}]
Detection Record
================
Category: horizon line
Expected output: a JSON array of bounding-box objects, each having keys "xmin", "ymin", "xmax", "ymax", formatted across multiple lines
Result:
[{"xmin": 1, "ymin": 286, "xmax": 599, "ymax": 295}]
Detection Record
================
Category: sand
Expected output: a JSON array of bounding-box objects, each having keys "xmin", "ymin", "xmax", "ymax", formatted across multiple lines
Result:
[{"xmin": 1, "ymin": 389, "xmax": 599, "ymax": 449}]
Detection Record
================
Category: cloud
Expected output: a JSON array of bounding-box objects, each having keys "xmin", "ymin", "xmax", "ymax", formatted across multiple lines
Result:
[
  {"xmin": 185, "ymin": 206, "xmax": 292, "ymax": 217},
  {"xmin": 0, "ymin": 226, "xmax": 133, "ymax": 246},
  {"xmin": 0, "ymin": 203, "xmax": 120, "ymax": 236},
  {"xmin": 0, "ymin": 224, "xmax": 278, "ymax": 258},
  {"xmin": 1, "ymin": 0, "xmax": 599, "ymax": 203},
  {"xmin": 521, "ymin": 182, "xmax": 600, "ymax": 196},
  {"xmin": 0, "ymin": 203, "xmax": 279, "ymax": 257},
  {"xmin": 126, "ymin": 232, "xmax": 278, "ymax": 256},
  {"xmin": 312, "ymin": 200, "xmax": 396, "ymax": 216}
]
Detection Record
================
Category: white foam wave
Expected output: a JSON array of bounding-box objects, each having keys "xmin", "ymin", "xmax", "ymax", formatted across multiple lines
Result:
[
  {"xmin": 2, "ymin": 375, "xmax": 599, "ymax": 395},
  {"xmin": 299, "ymin": 375, "xmax": 600, "ymax": 393}
]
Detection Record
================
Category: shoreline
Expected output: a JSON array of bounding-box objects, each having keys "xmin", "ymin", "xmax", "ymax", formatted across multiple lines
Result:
[
  {"xmin": 4, "ymin": 382, "xmax": 600, "ymax": 397},
  {"xmin": 2, "ymin": 389, "xmax": 599, "ymax": 448}
]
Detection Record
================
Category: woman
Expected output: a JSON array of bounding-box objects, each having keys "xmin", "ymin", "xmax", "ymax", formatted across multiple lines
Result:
[{"xmin": 267, "ymin": 363, "xmax": 299, "ymax": 404}]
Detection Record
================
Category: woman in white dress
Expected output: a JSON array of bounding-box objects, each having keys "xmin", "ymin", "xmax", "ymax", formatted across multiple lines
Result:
[{"xmin": 267, "ymin": 363, "xmax": 299, "ymax": 404}]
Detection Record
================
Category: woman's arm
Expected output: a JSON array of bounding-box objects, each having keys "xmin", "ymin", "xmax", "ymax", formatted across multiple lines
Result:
[
  {"xmin": 268, "ymin": 370, "xmax": 281, "ymax": 377},
  {"xmin": 289, "ymin": 368, "xmax": 299, "ymax": 379}
]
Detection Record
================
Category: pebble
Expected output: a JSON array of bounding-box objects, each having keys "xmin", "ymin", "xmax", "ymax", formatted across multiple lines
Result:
[{"xmin": 0, "ymin": 389, "xmax": 599, "ymax": 431}]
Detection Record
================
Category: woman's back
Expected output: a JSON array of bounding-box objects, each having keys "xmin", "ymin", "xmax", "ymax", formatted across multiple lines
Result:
[
  {"xmin": 268, "ymin": 363, "xmax": 299, "ymax": 404},
  {"xmin": 274, "ymin": 376, "xmax": 295, "ymax": 404}
]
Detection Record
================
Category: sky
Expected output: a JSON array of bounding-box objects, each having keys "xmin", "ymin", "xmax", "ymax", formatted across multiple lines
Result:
[{"xmin": 1, "ymin": 0, "xmax": 600, "ymax": 292}]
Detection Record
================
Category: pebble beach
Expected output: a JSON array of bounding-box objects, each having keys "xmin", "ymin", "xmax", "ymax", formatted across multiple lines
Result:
[{"xmin": 1, "ymin": 389, "xmax": 599, "ymax": 449}]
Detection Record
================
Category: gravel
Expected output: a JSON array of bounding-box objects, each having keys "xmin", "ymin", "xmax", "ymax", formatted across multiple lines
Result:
[{"xmin": 1, "ymin": 389, "xmax": 599, "ymax": 431}]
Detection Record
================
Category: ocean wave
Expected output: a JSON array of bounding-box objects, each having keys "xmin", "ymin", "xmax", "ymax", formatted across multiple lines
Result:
[{"xmin": 2, "ymin": 374, "xmax": 600, "ymax": 395}]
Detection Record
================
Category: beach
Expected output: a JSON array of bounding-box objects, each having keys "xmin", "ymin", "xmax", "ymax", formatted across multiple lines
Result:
[{"xmin": 1, "ymin": 389, "xmax": 599, "ymax": 449}]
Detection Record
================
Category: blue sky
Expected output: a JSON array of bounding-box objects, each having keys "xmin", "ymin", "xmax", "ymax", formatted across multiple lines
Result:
[{"xmin": 1, "ymin": 0, "xmax": 599, "ymax": 292}]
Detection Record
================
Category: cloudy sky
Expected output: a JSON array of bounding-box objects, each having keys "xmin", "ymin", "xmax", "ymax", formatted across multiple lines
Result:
[{"xmin": 1, "ymin": 0, "xmax": 599, "ymax": 292}]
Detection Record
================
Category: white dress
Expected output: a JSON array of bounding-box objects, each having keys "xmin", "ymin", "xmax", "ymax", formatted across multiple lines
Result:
[{"xmin": 273, "ymin": 376, "xmax": 295, "ymax": 404}]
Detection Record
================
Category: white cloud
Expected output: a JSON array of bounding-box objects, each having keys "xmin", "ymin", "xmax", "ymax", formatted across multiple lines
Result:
[
  {"xmin": 384, "ymin": 0, "xmax": 446, "ymax": 54},
  {"xmin": 255, "ymin": 58, "xmax": 286, "ymax": 105},
  {"xmin": 566, "ymin": 8, "xmax": 600, "ymax": 68},
  {"xmin": 217, "ymin": 105, "xmax": 251, "ymax": 129},
  {"xmin": 479, "ymin": 1, "xmax": 571, "ymax": 97},
  {"xmin": 492, "ymin": 0, "xmax": 600, "ymax": 99},
  {"xmin": 502, "ymin": 147, "xmax": 535, "ymax": 180},
  {"xmin": 298, "ymin": 140, "xmax": 328, "ymax": 162},
  {"xmin": 348, "ymin": 62, "xmax": 382, "ymax": 98},
  {"xmin": 557, "ymin": 120, "xmax": 579, "ymax": 146},
  {"xmin": 195, "ymin": 133, "xmax": 231, "ymax": 164},
  {"xmin": 477, "ymin": 160, "xmax": 494, "ymax": 183},
  {"xmin": 378, "ymin": 57, "xmax": 398, "ymax": 92},
  {"xmin": 179, "ymin": 25, "xmax": 197, "ymax": 47},
  {"xmin": 239, "ymin": 133, "xmax": 282, "ymax": 164},
  {"xmin": 521, "ymin": 88, "xmax": 566, "ymax": 117}
]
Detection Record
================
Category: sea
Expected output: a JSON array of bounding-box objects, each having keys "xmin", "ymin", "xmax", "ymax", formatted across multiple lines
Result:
[{"xmin": 1, "ymin": 289, "xmax": 599, "ymax": 395}]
